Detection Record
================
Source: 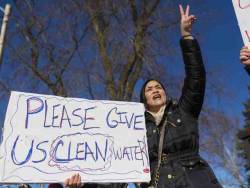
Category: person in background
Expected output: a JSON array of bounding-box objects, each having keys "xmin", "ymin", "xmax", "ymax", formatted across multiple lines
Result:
[{"xmin": 240, "ymin": 46, "xmax": 250, "ymax": 74}]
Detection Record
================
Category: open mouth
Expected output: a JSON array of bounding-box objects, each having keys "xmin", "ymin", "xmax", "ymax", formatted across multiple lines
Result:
[{"xmin": 153, "ymin": 94, "xmax": 161, "ymax": 100}]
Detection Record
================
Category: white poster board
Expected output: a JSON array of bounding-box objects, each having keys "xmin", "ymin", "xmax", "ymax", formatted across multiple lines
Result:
[
  {"xmin": 233, "ymin": 0, "xmax": 250, "ymax": 47},
  {"xmin": 0, "ymin": 91, "xmax": 150, "ymax": 183}
]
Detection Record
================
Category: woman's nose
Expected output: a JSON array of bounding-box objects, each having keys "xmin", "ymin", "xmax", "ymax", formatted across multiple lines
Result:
[{"xmin": 152, "ymin": 89, "xmax": 159, "ymax": 94}]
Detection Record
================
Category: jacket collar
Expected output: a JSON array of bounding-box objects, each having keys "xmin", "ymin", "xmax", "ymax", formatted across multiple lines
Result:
[{"xmin": 145, "ymin": 98, "xmax": 172, "ymax": 123}]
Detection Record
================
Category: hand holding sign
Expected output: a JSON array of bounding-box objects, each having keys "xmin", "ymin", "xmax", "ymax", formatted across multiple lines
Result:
[
  {"xmin": 240, "ymin": 46, "xmax": 250, "ymax": 65},
  {"xmin": 64, "ymin": 174, "xmax": 83, "ymax": 188}
]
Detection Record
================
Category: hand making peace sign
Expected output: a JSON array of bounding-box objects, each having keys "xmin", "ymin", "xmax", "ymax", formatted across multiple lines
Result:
[{"xmin": 179, "ymin": 4, "xmax": 196, "ymax": 37}]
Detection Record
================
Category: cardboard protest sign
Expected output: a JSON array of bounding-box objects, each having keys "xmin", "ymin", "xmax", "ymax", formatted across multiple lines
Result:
[
  {"xmin": 232, "ymin": 0, "xmax": 250, "ymax": 47},
  {"xmin": 0, "ymin": 91, "xmax": 150, "ymax": 183}
]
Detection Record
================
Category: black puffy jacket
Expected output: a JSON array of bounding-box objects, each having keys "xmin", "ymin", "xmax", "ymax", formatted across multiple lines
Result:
[{"xmin": 141, "ymin": 38, "xmax": 222, "ymax": 188}]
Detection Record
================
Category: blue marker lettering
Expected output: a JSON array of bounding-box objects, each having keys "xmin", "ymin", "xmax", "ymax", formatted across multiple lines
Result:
[
  {"xmin": 75, "ymin": 142, "xmax": 85, "ymax": 160},
  {"xmin": 134, "ymin": 115, "xmax": 144, "ymax": 130},
  {"xmin": 60, "ymin": 105, "xmax": 71, "ymax": 128},
  {"xmin": 106, "ymin": 107, "xmax": 119, "ymax": 128},
  {"xmin": 25, "ymin": 97, "xmax": 44, "ymax": 129},
  {"xmin": 83, "ymin": 106, "xmax": 98, "ymax": 130},
  {"xmin": 11, "ymin": 135, "xmax": 33, "ymax": 165},
  {"xmin": 51, "ymin": 104, "xmax": 61, "ymax": 128},
  {"xmin": 32, "ymin": 140, "xmax": 49, "ymax": 163},
  {"xmin": 72, "ymin": 108, "xmax": 84, "ymax": 127},
  {"xmin": 95, "ymin": 139, "xmax": 108, "ymax": 162}
]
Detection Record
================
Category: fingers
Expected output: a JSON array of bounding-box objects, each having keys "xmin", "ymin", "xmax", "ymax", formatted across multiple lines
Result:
[
  {"xmin": 179, "ymin": 4, "xmax": 184, "ymax": 16},
  {"xmin": 185, "ymin": 5, "xmax": 190, "ymax": 17},
  {"xmin": 189, "ymin": 15, "xmax": 197, "ymax": 24},
  {"xmin": 240, "ymin": 54, "xmax": 250, "ymax": 61},
  {"xmin": 240, "ymin": 55, "xmax": 249, "ymax": 61},
  {"xmin": 76, "ymin": 174, "xmax": 82, "ymax": 188},
  {"xmin": 241, "ymin": 59, "xmax": 250, "ymax": 65},
  {"xmin": 72, "ymin": 174, "xmax": 78, "ymax": 186},
  {"xmin": 68, "ymin": 174, "xmax": 76, "ymax": 187},
  {"xmin": 240, "ymin": 53, "xmax": 250, "ymax": 60},
  {"xmin": 64, "ymin": 174, "xmax": 83, "ymax": 188},
  {"xmin": 240, "ymin": 46, "xmax": 250, "ymax": 56},
  {"xmin": 189, "ymin": 15, "xmax": 196, "ymax": 21},
  {"xmin": 64, "ymin": 178, "xmax": 70, "ymax": 187},
  {"xmin": 179, "ymin": 4, "xmax": 196, "ymax": 36},
  {"xmin": 240, "ymin": 51, "xmax": 250, "ymax": 57},
  {"xmin": 179, "ymin": 4, "xmax": 196, "ymax": 22},
  {"xmin": 179, "ymin": 4, "xmax": 190, "ymax": 17},
  {"xmin": 241, "ymin": 46, "xmax": 249, "ymax": 51},
  {"xmin": 240, "ymin": 46, "xmax": 250, "ymax": 65}
]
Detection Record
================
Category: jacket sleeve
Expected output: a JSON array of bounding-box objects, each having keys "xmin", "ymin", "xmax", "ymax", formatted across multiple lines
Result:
[
  {"xmin": 244, "ymin": 65, "xmax": 250, "ymax": 75},
  {"xmin": 178, "ymin": 38, "xmax": 206, "ymax": 119}
]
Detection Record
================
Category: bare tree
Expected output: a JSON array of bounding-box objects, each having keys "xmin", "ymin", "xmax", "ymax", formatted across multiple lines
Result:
[{"xmin": 200, "ymin": 107, "xmax": 246, "ymax": 187}]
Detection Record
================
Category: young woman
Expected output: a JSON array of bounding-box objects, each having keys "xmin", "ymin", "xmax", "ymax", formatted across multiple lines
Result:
[{"xmin": 138, "ymin": 4, "xmax": 222, "ymax": 188}]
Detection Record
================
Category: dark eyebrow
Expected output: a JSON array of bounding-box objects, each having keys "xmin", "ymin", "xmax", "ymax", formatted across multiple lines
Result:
[
  {"xmin": 156, "ymin": 84, "xmax": 162, "ymax": 87},
  {"xmin": 146, "ymin": 86, "xmax": 153, "ymax": 89},
  {"xmin": 146, "ymin": 84, "xmax": 162, "ymax": 90}
]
